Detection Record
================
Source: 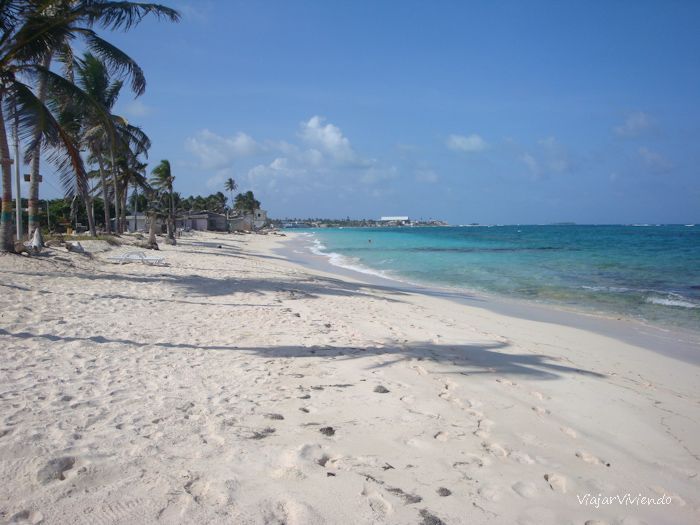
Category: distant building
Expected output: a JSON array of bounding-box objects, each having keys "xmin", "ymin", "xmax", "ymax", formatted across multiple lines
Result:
[
  {"xmin": 120, "ymin": 215, "xmax": 163, "ymax": 233},
  {"xmin": 176, "ymin": 211, "xmax": 228, "ymax": 231},
  {"xmin": 380, "ymin": 216, "xmax": 410, "ymax": 225},
  {"xmin": 228, "ymin": 209, "xmax": 268, "ymax": 231}
]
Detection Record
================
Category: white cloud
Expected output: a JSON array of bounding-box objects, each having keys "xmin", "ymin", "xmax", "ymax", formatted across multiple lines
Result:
[
  {"xmin": 520, "ymin": 153, "xmax": 540, "ymax": 177},
  {"xmin": 299, "ymin": 116, "xmax": 355, "ymax": 162},
  {"xmin": 446, "ymin": 133, "xmax": 487, "ymax": 153},
  {"xmin": 185, "ymin": 129, "xmax": 258, "ymax": 170},
  {"xmin": 615, "ymin": 112, "xmax": 651, "ymax": 137},
  {"xmin": 415, "ymin": 169, "xmax": 439, "ymax": 183},
  {"xmin": 122, "ymin": 99, "xmax": 152, "ymax": 118},
  {"xmin": 184, "ymin": 115, "xmax": 397, "ymax": 198},
  {"xmin": 360, "ymin": 166, "xmax": 398, "ymax": 185},
  {"xmin": 205, "ymin": 173, "xmax": 225, "ymax": 190},
  {"xmin": 520, "ymin": 137, "xmax": 571, "ymax": 179},
  {"xmin": 638, "ymin": 147, "xmax": 673, "ymax": 173}
]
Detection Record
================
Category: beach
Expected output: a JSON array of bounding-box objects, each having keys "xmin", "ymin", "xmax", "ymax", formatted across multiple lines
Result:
[{"xmin": 0, "ymin": 231, "xmax": 698, "ymax": 524}]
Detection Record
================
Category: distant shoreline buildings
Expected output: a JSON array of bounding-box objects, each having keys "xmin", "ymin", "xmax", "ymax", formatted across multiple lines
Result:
[{"xmin": 275, "ymin": 216, "xmax": 448, "ymax": 228}]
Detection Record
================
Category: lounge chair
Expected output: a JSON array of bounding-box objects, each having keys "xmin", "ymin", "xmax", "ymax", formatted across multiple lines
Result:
[{"xmin": 106, "ymin": 250, "xmax": 165, "ymax": 266}]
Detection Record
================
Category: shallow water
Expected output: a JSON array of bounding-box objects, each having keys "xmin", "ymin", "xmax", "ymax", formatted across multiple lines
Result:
[{"xmin": 302, "ymin": 225, "xmax": 700, "ymax": 332}]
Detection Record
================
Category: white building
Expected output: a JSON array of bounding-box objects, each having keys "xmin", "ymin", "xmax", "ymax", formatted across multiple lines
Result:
[
  {"xmin": 380, "ymin": 216, "xmax": 410, "ymax": 224},
  {"xmin": 228, "ymin": 209, "xmax": 268, "ymax": 231}
]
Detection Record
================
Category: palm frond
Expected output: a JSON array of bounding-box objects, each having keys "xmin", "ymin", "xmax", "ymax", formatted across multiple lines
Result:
[
  {"xmin": 77, "ymin": 1, "xmax": 180, "ymax": 32},
  {"xmin": 6, "ymin": 79, "xmax": 87, "ymax": 197},
  {"xmin": 78, "ymin": 30, "xmax": 145, "ymax": 95}
]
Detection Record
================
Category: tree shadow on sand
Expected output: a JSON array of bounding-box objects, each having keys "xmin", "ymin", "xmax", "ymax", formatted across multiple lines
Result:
[{"xmin": 0, "ymin": 328, "xmax": 604, "ymax": 381}]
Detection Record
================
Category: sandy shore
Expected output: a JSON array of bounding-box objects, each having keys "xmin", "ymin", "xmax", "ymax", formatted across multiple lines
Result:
[{"xmin": 0, "ymin": 231, "xmax": 698, "ymax": 524}]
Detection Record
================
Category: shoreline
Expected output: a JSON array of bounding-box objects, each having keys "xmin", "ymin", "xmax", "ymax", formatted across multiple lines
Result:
[
  {"xmin": 1, "ymin": 231, "xmax": 698, "ymax": 524},
  {"xmin": 278, "ymin": 231, "xmax": 700, "ymax": 365}
]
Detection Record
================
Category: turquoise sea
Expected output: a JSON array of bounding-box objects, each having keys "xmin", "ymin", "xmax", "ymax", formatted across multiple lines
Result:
[{"xmin": 302, "ymin": 225, "xmax": 700, "ymax": 332}]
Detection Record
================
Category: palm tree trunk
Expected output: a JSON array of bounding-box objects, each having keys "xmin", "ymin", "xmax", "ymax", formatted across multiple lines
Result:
[
  {"xmin": 147, "ymin": 212, "xmax": 157, "ymax": 247},
  {"xmin": 82, "ymin": 192, "xmax": 96, "ymax": 237},
  {"xmin": 0, "ymin": 99, "xmax": 16, "ymax": 252},
  {"xmin": 27, "ymin": 52, "xmax": 53, "ymax": 239},
  {"xmin": 110, "ymin": 149, "xmax": 121, "ymax": 233},
  {"xmin": 167, "ymin": 187, "xmax": 176, "ymax": 245},
  {"xmin": 120, "ymin": 185, "xmax": 128, "ymax": 233},
  {"xmin": 96, "ymin": 152, "xmax": 111, "ymax": 233}
]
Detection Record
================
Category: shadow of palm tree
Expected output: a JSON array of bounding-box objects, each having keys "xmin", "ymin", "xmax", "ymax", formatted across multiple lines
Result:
[{"xmin": 0, "ymin": 328, "xmax": 604, "ymax": 380}]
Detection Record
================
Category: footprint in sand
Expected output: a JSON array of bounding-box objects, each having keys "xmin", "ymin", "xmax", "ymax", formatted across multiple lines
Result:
[
  {"xmin": 512, "ymin": 481, "xmax": 539, "ymax": 499},
  {"xmin": 576, "ymin": 450, "xmax": 610, "ymax": 467},
  {"xmin": 560, "ymin": 426, "xmax": 577, "ymax": 439},
  {"xmin": 543, "ymin": 473, "xmax": 567, "ymax": 493},
  {"xmin": 531, "ymin": 406, "xmax": 550, "ymax": 417},
  {"xmin": 361, "ymin": 487, "xmax": 393, "ymax": 518},
  {"xmin": 509, "ymin": 450, "xmax": 536, "ymax": 465},
  {"xmin": 482, "ymin": 442, "xmax": 508, "ymax": 458},
  {"xmin": 411, "ymin": 364, "xmax": 428, "ymax": 376},
  {"xmin": 453, "ymin": 454, "xmax": 491, "ymax": 472},
  {"xmin": 649, "ymin": 485, "xmax": 686, "ymax": 506},
  {"xmin": 473, "ymin": 418, "xmax": 494, "ymax": 438},
  {"xmin": 433, "ymin": 431, "xmax": 449, "ymax": 442},
  {"xmin": 477, "ymin": 484, "xmax": 502, "ymax": 502},
  {"xmin": 529, "ymin": 390, "xmax": 550, "ymax": 401},
  {"xmin": 9, "ymin": 510, "xmax": 44, "ymax": 524},
  {"xmin": 37, "ymin": 457, "xmax": 76, "ymax": 484}
]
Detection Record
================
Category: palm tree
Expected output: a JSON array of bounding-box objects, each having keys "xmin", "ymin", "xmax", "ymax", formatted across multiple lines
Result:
[
  {"xmin": 56, "ymin": 51, "xmax": 151, "ymax": 235},
  {"xmin": 0, "ymin": 1, "xmax": 179, "ymax": 251},
  {"xmin": 24, "ymin": 0, "xmax": 180, "ymax": 240},
  {"xmin": 234, "ymin": 191, "xmax": 261, "ymax": 214},
  {"xmin": 0, "ymin": 3, "xmax": 87, "ymax": 250},
  {"xmin": 143, "ymin": 184, "xmax": 165, "ymax": 248},
  {"xmin": 150, "ymin": 159, "xmax": 175, "ymax": 244},
  {"xmin": 114, "ymin": 156, "xmax": 148, "ymax": 233},
  {"xmin": 224, "ymin": 177, "xmax": 237, "ymax": 212}
]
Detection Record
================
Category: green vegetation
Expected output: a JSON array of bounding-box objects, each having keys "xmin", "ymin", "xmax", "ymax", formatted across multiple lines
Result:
[
  {"xmin": 0, "ymin": 1, "xmax": 180, "ymax": 252},
  {"xmin": 234, "ymin": 191, "xmax": 261, "ymax": 214}
]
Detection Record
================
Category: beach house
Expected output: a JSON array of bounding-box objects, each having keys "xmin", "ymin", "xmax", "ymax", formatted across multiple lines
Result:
[
  {"xmin": 228, "ymin": 209, "xmax": 268, "ymax": 231},
  {"xmin": 176, "ymin": 211, "xmax": 228, "ymax": 231}
]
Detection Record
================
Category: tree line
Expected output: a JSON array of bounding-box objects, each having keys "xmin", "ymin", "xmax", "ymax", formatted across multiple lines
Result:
[{"xmin": 0, "ymin": 1, "xmax": 180, "ymax": 252}]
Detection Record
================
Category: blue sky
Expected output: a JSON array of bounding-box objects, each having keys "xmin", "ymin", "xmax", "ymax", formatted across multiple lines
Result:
[{"xmin": 40, "ymin": 1, "xmax": 700, "ymax": 223}]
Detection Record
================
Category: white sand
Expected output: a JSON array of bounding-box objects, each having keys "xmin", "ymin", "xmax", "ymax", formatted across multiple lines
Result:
[{"xmin": 0, "ymin": 231, "xmax": 698, "ymax": 525}]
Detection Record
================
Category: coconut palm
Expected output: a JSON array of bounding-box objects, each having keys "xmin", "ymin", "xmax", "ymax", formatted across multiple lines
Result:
[
  {"xmin": 150, "ymin": 159, "xmax": 175, "ymax": 244},
  {"xmin": 0, "ymin": 3, "xmax": 87, "ymax": 250},
  {"xmin": 55, "ymin": 51, "xmax": 151, "ymax": 234},
  {"xmin": 234, "ymin": 191, "xmax": 261, "ymax": 214},
  {"xmin": 224, "ymin": 177, "xmax": 237, "ymax": 210},
  {"xmin": 0, "ymin": 0, "xmax": 179, "ymax": 250},
  {"xmin": 24, "ymin": 0, "xmax": 180, "ymax": 240}
]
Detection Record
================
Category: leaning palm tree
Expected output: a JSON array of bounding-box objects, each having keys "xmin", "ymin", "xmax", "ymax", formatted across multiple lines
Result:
[
  {"xmin": 0, "ymin": 3, "xmax": 88, "ymax": 250},
  {"xmin": 224, "ymin": 177, "xmax": 237, "ymax": 211},
  {"xmin": 150, "ymin": 159, "xmax": 175, "ymax": 244},
  {"xmin": 24, "ymin": 0, "xmax": 180, "ymax": 240},
  {"xmin": 0, "ymin": 1, "xmax": 179, "ymax": 251}
]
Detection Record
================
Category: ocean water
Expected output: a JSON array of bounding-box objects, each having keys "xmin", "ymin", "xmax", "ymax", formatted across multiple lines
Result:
[{"xmin": 302, "ymin": 225, "xmax": 700, "ymax": 332}]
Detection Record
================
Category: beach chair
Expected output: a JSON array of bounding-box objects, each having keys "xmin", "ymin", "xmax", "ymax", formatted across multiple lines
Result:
[{"xmin": 106, "ymin": 250, "xmax": 165, "ymax": 266}]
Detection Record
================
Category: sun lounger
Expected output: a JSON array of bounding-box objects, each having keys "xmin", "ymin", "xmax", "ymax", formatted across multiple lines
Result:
[{"xmin": 106, "ymin": 251, "xmax": 165, "ymax": 266}]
